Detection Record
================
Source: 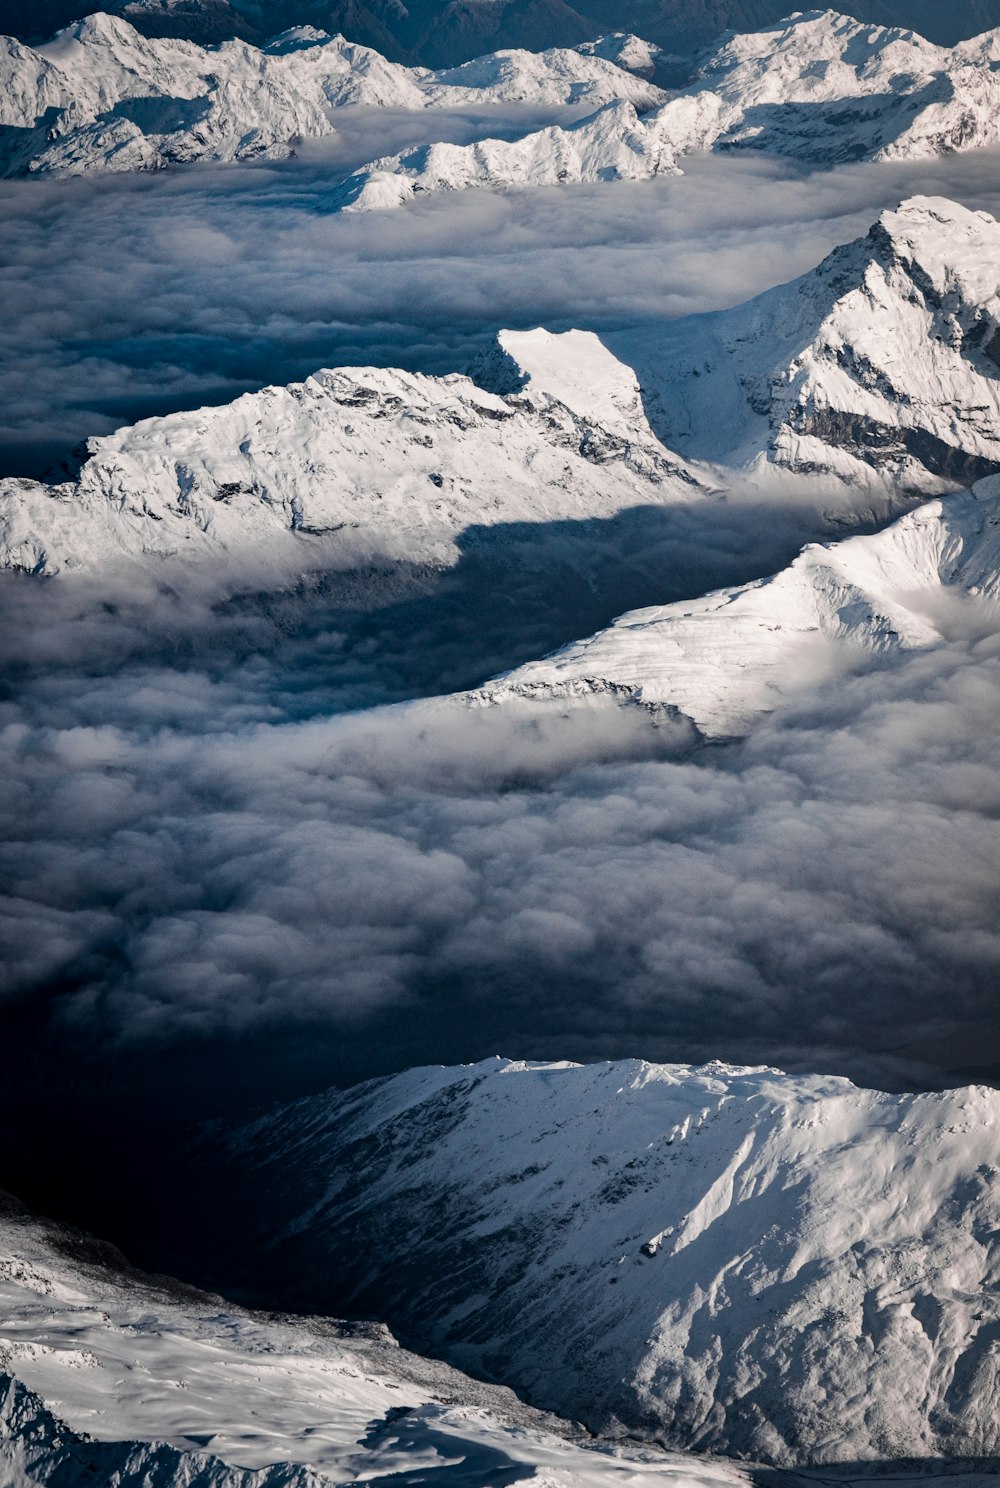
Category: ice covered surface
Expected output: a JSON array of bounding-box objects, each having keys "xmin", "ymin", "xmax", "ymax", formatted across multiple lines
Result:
[
  {"xmin": 220, "ymin": 1057, "xmax": 1000, "ymax": 1467},
  {"xmin": 0, "ymin": 1197, "xmax": 753, "ymax": 1486},
  {"xmin": 481, "ymin": 478, "xmax": 1000, "ymax": 735},
  {"xmin": 0, "ymin": 11, "xmax": 665, "ymax": 175}
]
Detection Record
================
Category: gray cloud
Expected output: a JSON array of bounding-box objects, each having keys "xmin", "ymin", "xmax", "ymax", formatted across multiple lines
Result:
[{"xmin": 3, "ymin": 564, "xmax": 999, "ymax": 1098}]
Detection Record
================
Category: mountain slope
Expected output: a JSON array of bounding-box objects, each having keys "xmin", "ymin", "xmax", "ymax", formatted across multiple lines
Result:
[
  {"xmin": 0, "ymin": 12, "xmax": 664, "ymax": 175},
  {"xmin": 478, "ymin": 477, "xmax": 1000, "ymax": 735},
  {"xmin": 214, "ymin": 1057, "xmax": 1000, "ymax": 1466},
  {"xmin": 2, "ymin": 197, "xmax": 997, "ymax": 584},
  {"xmin": 0, "ymin": 1372, "xmax": 318, "ymax": 1488},
  {"xmin": 649, "ymin": 8, "xmax": 1000, "ymax": 165},
  {"xmin": 0, "ymin": 1195, "xmax": 753, "ymax": 1487}
]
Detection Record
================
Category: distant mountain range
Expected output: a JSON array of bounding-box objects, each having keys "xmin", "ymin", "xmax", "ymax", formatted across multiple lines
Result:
[
  {"xmin": 5, "ymin": 0, "xmax": 1000, "ymax": 62},
  {"xmin": 9, "ymin": 8, "xmax": 1000, "ymax": 179}
]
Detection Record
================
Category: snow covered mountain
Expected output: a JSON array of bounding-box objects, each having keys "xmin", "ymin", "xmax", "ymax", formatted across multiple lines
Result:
[
  {"xmin": 12, "ymin": 7, "xmax": 1000, "ymax": 178},
  {"xmin": 0, "ymin": 1193, "xmax": 753, "ymax": 1487},
  {"xmin": 0, "ymin": 12, "xmax": 665, "ymax": 175},
  {"xmin": 655, "ymin": 8, "xmax": 1000, "ymax": 165},
  {"xmin": 334, "ymin": 97, "xmax": 681, "ymax": 210},
  {"xmin": 214, "ymin": 1056, "xmax": 1000, "ymax": 1467},
  {"xmin": 479, "ymin": 477, "xmax": 1000, "ymax": 735},
  {"xmin": 0, "ymin": 343, "xmax": 705, "ymax": 580},
  {"xmin": 596, "ymin": 196, "xmax": 1000, "ymax": 493},
  {"xmin": 285, "ymin": 10, "xmax": 1000, "ymax": 209}
]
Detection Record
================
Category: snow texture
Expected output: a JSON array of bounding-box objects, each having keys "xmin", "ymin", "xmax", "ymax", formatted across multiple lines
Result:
[
  {"xmin": 0, "ymin": 1197, "xmax": 752, "ymax": 1487},
  {"xmin": 0, "ymin": 344, "xmax": 704, "ymax": 580},
  {"xmin": 481, "ymin": 477, "xmax": 1000, "ymax": 735}
]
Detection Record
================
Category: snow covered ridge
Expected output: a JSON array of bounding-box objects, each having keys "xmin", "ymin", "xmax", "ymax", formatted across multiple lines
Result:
[
  {"xmin": 664, "ymin": 6, "xmax": 1000, "ymax": 165},
  {"xmin": 11, "ymin": 8, "xmax": 1000, "ymax": 181},
  {"xmin": 0, "ymin": 1373, "xmax": 316, "ymax": 1487},
  {"xmin": 219, "ymin": 1057, "xmax": 1000, "ymax": 1466},
  {"xmin": 0, "ymin": 12, "xmax": 666, "ymax": 175},
  {"xmin": 334, "ymin": 97, "xmax": 682, "ymax": 212},
  {"xmin": 478, "ymin": 478, "xmax": 1000, "ymax": 736},
  {"xmin": 0, "ymin": 340, "xmax": 707, "ymax": 579},
  {"xmin": 600, "ymin": 195, "xmax": 1000, "ymax": 494},
  {"xmin": 0, "ymin": 1197, "xmax": 752, "ymax": 1488}
]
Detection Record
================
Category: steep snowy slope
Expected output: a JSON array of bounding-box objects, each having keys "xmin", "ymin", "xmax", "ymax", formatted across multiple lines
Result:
[
  {"xmin": 335, "ymin": 97, "xmax": 681, "ymax": 210},
  {"xmin": 216, "ymin": 1057, "xmax": 1000, "ymax": 1467},
  {"xmin": 0, "ymin": 13, "xmax": 665, "ymax": 175},
  {"xmin": 0, "ymin": 1373, "xmax": 317, "ymax": 1487},
  {"xmin": 479, "ymin": 478, "xmax": 1000, "ymax": 735},
  {"xmin": 589, "ymin": 196, "xmax": 1000, "ymax": 492},
  {"xmin": 0, "ymin": 1196, "xmax": 752, "ymax": 1487},
  {"xmin": 0, "ymin": 346, "xmax": 704, "ymax": 579}
]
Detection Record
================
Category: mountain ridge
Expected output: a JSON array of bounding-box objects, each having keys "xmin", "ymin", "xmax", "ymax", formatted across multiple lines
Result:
[{"xmin": 210, "ymin": 1055, "xmax": 1000, "ymax": 1466}]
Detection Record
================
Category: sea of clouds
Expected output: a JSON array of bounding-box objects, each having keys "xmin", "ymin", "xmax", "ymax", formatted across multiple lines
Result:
[{"xmin": 4, "ymin": 129, "xmax": 1000, "ymax": 1250}]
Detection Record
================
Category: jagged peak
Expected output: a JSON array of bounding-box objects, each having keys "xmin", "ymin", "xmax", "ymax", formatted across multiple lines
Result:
[{"xmin": 45, "ymin": 10, "xmax": 147, "ymax": 46}]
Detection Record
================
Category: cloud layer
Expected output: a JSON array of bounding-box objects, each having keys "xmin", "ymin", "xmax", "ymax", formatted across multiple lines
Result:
[
  {"xmin": 4, "ymin": 562, "xmax": 1000, "ymax": 1104},
  {"xmin": 5, "ymin": 140, "xmax": 1000, "ymax": 1256}
]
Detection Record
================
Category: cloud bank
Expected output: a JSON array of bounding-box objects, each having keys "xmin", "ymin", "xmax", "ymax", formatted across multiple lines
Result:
[{"xmin": 3, "ymin": 565, "xmax": 999, "ymax": 1102}]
